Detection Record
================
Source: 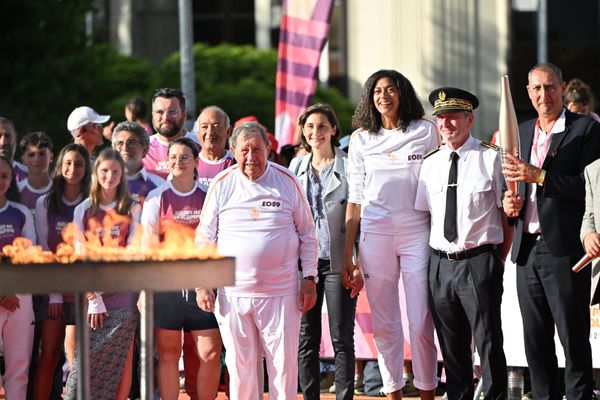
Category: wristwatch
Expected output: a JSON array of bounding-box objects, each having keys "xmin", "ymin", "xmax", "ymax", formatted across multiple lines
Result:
[
  {"xmin": 303, "ymin": 275, "xmax": 317, "ymax": 283},
  {"xmin": 538, "ymin": 169, "xmax": 546, "ymax": 186}
]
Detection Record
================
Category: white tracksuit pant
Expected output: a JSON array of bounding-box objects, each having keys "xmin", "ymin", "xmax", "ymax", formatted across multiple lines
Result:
[
  {"xmin": 215, "ymin": 293, "xmax": 300, "ymax": 400},
  {"xmin": 359, "ymin": 231, "xmax": 438, "ymax": 393},
  {"xmin": 0, "ymin": 294, "xmax": 34, "ymax": 400}
]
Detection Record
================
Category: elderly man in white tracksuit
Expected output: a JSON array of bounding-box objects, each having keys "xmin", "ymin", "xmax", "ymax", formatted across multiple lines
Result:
[{"xmin": 195, "ymin": 121, "xmax": 318, "ymax": 400}]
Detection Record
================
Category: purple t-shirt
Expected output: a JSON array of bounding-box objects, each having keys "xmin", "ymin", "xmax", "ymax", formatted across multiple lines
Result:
[
  {"xmin": 36, "ymin": 194, "xmax": 85, "ymax": 304},
  {"xmin": 142, "ymin": 132, "xmax": 200, "ymax": 180},
  {"xmin": 17, "ymin": 179, "xmax": 52, "ymax": 212},
  {"xmin": 13, "ymin": 161, "xmax": 28, "ymax": 183},
  {"xmin": 197, "ymin": 152, "xmax": 235, "ymax": 188},
  {"xmin": 126, "ymin": 168, "xmax": 165, "ymax": 206},
  {"xmin": 141, "ymin": 181, "xmax": 206, "ymax": 242},
  {"xmin": 73, "ymin": 199, "xmax": 141, "ymax": 310},
  {"xmin": 0, "ymin": 201, "xmax": 35, "ymax": 247}
]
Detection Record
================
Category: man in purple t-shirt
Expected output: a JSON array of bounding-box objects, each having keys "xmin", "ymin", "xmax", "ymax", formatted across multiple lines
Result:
[
  {"xmin": 196, "ymin": 106, "xmax": 235, "ymax": 187},
  {"xmin": 0, "ymin": 117, "xmax": 28, "ymax": 182},
  {"xmin": 143, "ymin": 88, "xmax": 199, "ymax": 180},
  {"xmin": 112, "ymin": 121, "xmax": 164, "ymax": 205}
]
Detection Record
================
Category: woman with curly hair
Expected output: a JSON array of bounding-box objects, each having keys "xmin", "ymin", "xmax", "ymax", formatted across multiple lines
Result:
[{"xmin": 342, "ymin": 70, "xmax": 440, "ymax": 400}]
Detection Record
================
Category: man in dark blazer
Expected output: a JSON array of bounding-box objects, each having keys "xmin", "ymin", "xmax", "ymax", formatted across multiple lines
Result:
[{"xmin": 503, "ymin": 62, "xmax": 600, "ymax": 400}]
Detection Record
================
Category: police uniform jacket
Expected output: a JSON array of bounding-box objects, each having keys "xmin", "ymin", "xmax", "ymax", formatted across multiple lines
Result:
[{"xmin": 415, "ymin": 136, "xmax": 504, "ymax": 252}]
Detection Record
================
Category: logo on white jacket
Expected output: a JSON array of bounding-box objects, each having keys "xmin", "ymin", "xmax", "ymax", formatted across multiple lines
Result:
[{"xmin": 260, "ymin": 200, "xmax": 282, "ymax": 210}]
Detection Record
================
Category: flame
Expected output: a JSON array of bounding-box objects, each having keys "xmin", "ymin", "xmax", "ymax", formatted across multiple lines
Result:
[{"xmin": 2, "ymin": 211, "xmax": 220, "ymax": 265}]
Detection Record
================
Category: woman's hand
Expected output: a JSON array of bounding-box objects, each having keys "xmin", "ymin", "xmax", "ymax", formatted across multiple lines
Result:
[
  {"xmin": 88, "ymin": 312, "xmax": 108, "ymax": 330},
  {"xmin": 342, "ymin": 255, "xmax": 364, "ymax": 298}
]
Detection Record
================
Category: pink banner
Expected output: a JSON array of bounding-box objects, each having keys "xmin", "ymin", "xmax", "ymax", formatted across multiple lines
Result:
[{"xmin": 275, "ymin": 0, "xmax": 334, "ymax": 148}]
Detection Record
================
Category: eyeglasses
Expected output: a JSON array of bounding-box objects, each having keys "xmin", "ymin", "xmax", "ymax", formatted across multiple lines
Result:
[
  {"xmin": 153, "ymin": 109, "xmax": 181, "ymax": 118},
  {"xmin": 168, "ymin": 154, "xmax": 193, "ymax": 163},
  {"xmin": 114, "ymin": 139, "xmax": 141, "ymax": 149}
]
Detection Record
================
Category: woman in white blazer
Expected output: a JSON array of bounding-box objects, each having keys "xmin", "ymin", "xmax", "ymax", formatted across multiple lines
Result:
[{"xmin": 290, "ymin": 103, "xmax": 360, "ymax": 400}]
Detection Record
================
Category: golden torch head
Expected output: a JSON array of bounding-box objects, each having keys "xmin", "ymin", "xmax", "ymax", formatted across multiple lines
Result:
[{"xmin": 499, "ymin": 75, "xmax": 521, "ymax": 194}]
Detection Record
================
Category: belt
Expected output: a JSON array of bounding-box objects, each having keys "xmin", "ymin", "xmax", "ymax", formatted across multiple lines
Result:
[{"xmin": 433, "ymin": 243, "xmax": 497, "ymax": 261}]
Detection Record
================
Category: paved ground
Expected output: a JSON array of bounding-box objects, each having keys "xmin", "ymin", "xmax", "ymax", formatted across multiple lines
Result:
[{"xmin": 0, "ymin": 389, "xmax": 445, "ymax": 399}]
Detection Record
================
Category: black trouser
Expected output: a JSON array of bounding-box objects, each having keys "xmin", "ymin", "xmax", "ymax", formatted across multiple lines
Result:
[
  {"xmin": 517, "ymin": 235, "xmax": 592, "ymax": 400},
  {"xmin": 429, "ymin": 248, "xmax": 507, "ymax": 400},
  {"xmin": 298, "ymin": 261, "xmax": 357, "ymax": 400}
]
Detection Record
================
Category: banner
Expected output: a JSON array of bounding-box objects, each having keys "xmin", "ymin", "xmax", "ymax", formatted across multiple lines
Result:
[
  {"xmin": 275, "ymin": 0, "xmax": 334, "ymax": 148},
  {"xmin": 321, "ymin": 261, "xmax": 600, "ymax": 368}
]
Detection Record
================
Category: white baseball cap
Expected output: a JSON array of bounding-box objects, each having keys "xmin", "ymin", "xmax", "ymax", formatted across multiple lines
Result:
[{"xmin": 67, "ymin": 106, "xmax": 110, "ymax": 131}]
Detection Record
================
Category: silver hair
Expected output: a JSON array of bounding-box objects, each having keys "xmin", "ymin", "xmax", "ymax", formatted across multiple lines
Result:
[
  {"xmin": 528, "ymin": 62, "xmax": 563, "ymax": 83},
  {"xmin": 230, "ymin": 122, "xmax": 270, "ymax": 149},
  {"xmin": 112, "ymin": 120, "xmax": 150, "ymax": 147}
]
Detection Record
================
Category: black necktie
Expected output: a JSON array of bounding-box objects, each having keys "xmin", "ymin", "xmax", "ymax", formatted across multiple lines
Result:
[{"xmin": 444, "ymin": 152, "xmax": 459, "ymax": 242}]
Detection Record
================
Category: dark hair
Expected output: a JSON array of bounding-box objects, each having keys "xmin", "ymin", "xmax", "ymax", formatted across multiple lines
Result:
[
  {"xmin": 528, "ymin": 62, "xmax": 563, "ymax": 83},
  {"xmin": 125, "ymin": 96, "xmax": 148, "ymax": 120},
  {"xmin": 152, "ymin": 88, "xmax": 186, "ymax": 110},
  {"xmin": 298, "ymin": 103, "xmax": 341, "ymax": 152},
  {"xmin": 564, "ymin": 78, "xmax": 596, "ymax": 110},
  {"xmin": 112, "ymin": 121, "xmax": 149, "ymax": 148},
  {"xmin": 0, "ymin": 156, "xmax": 20, "ymax": 203},
  {"xmin": 168, "ymin": 137, "xmax": 199, "ymax": 180},
  {"xmin": 19, "ymin": 131, "xmax": 54, "ymax": 154},
  {"xmin": 0, "ymin": 117, "xmax": 16, "ymax": 136},
  {"xmin": 46, "ymin": 144, "xmax": 90, "ymax": 215},
  {"xmin": 352, "ymin": 69, "xmax": 424, "ymax": 134}
]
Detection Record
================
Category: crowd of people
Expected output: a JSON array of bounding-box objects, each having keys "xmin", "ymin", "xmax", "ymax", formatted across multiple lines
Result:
[{"xmin": 0, "ymin": 62, "xmax": 599, "ymax": 400}]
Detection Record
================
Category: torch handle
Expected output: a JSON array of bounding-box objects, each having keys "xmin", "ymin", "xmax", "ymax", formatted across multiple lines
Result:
[
  {"xmin": 501, "ymin": 147, "xmax": 520, "ymax": 195},
  {"xmin": 572, "ymin": 253, "xmax": 595, "ymax": 273}
]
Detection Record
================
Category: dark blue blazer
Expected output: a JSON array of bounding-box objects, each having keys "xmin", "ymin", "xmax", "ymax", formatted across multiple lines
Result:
[{"xmin": 511, "ymin": 109, "xmax": 600, "ymax": 264}]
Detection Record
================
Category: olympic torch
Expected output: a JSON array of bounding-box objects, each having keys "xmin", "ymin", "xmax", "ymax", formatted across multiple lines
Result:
[
  {"xmin": 499, "ymin": 75, "xmax": 521, "ymax": 194},
  {"xmin": 572, "ymin": 253, "xmax": 595, "ymax": 273}
]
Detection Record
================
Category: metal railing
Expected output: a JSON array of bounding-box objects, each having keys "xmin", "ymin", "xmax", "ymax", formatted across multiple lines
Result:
[{"xmin": 0, "ymin": 257, "xmax": 235, "ymax": 400}]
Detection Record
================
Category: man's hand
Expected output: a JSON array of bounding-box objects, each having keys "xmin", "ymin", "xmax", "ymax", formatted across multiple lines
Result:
[
  {"xmin": 299, "ymin": 279, "xmax": 317, "ymax": 312},
  {"xmin": 503, "ymin": 190, "xmax": 524, "ymax": 218},
  {"xmin": 196, "ymin": 287, "xmax": 216, "ymax": 312},
  {"xmin": 0, "ymin": 295, "xmax": 20, "ymax": 312},
  {"xmin": 341, "ymin": 255, "xmax": 364, "ymax": 298},
  {"xmin": 584, "ymin": 232, "xmax": 600, "ymax": 258},
  {"xmin": 88, "ymin": 312, "xmax": 108, "ymax": 330},
  {"xmin": 502, "ymin": 153, "xmax": 544, "ymax": 184}
]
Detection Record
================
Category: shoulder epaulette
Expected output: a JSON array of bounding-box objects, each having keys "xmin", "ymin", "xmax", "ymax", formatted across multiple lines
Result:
[
  {"xmin": 423, "ymin": 146, "xmax": 441, "ymax": 159},
  {"xmin": 480, "ymin": 141, "xmax": 499, "ymax": 151}
]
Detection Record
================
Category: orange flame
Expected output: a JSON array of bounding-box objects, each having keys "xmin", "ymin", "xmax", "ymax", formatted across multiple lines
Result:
[{"xmin": 2, "ymin": 211, "xmax": 219, "ymax": 264}]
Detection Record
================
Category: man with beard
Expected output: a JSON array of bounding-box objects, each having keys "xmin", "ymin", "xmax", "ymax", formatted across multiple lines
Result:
[
  {"xmin": 196, "ymin": 106, "xmax": 235, "ymax": 187},
  {"xmin": 143, "ymin": 88, "xmax": 199, "ymax": 180},
  {"xmin": 112, "ymin": 121, "xmax": 164, "ymax": 205},
  {"xmin": 0, "ymin": 117, "xmax": 28, "ymax": 182}
]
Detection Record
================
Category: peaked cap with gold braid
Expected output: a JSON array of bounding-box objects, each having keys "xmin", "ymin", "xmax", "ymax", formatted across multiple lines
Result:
[{"xmin": 428, "ymin": 87, "xmax": 479, "ymax": 115}]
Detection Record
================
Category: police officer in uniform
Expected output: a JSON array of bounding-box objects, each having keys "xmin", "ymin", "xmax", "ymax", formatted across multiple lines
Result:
[{"xmin": 415, "ymin": 87, "xmax": 510, "ymax": 400}]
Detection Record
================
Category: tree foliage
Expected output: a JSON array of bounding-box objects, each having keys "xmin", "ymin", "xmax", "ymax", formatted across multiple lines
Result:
[
  {"xmin": 1, "ymin": 2, "xmax": 355, "ymax": 152},
  {"xmin": 151, "ymin": 43, "xmax": 356, "ymax": 136}
]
